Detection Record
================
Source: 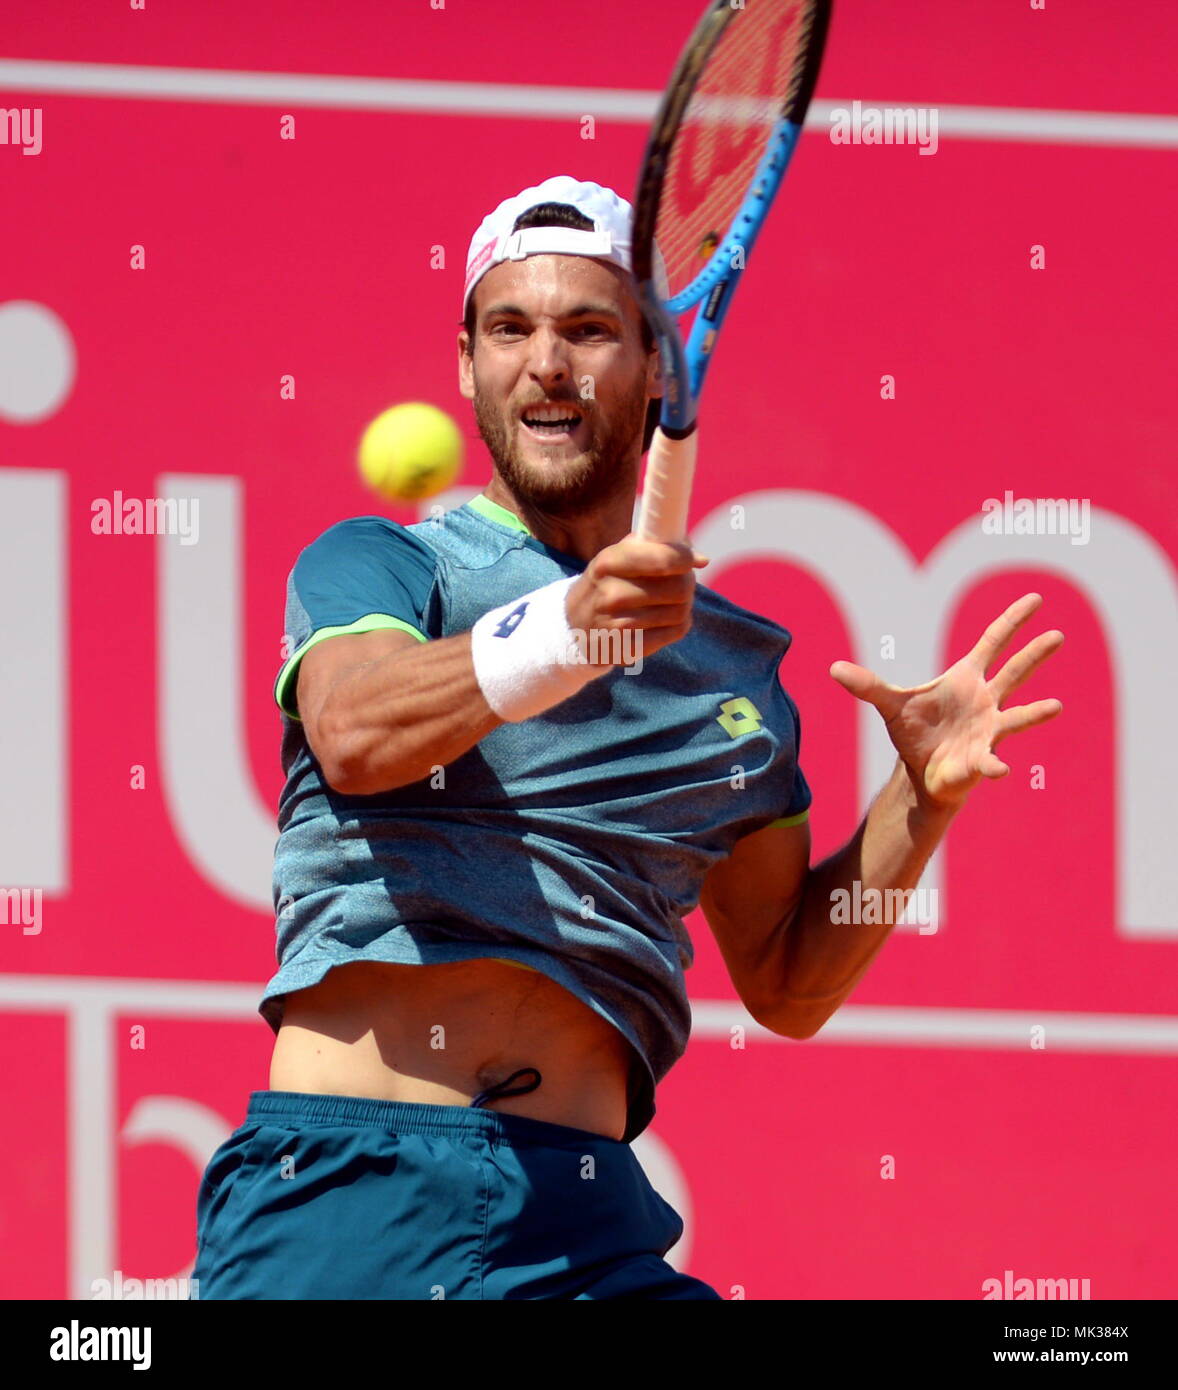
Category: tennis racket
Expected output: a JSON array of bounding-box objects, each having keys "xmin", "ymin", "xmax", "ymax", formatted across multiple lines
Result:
[{"xmin": 632, "ymin": 0, "xmax": 833, "ymax": 542}]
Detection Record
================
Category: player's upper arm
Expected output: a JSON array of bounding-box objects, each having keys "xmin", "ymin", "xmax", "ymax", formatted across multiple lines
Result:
[
  {"xmin": 296, "ymin": 628, "xmax": 422, "ymax": 789},
  {"xmin": 271, "ymin": 516, "xmax": 438, "ymax": 784},
  {"xmin": 700, "ymin": 813, "xmax": 812, "ymax": 1036}
]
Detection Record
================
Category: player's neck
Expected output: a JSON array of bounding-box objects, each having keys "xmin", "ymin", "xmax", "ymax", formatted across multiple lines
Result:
[{"xmin": 481, "ymin": 478, "xmax": 635, "ymax": 564}]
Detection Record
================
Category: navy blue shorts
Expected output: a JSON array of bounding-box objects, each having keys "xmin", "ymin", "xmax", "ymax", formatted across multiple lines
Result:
[{"xmin": 192, "ymin": 1091, "xmax": 722, "ymax": 1300}]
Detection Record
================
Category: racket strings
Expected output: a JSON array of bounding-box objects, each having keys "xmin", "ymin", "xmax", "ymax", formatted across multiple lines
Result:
[{"xmin": 657, "ymin": 0, "xmax": 815, "ymax": 301}]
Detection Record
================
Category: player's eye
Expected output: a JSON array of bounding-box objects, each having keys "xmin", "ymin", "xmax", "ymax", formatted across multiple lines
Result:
[{"xmin": 572, "ymin": 323, "xmax": 613, "ymax": 338}]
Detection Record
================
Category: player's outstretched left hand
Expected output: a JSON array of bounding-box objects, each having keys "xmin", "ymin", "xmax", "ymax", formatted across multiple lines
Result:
[{"xmin": 828, "ymin": 592, "xmax": 1064, "ymax": 813}]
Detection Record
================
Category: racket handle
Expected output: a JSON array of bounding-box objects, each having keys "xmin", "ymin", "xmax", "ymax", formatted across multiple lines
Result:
[{"xmin": 637, "ymin": 426, "xmax": 698, "ymax": 543}]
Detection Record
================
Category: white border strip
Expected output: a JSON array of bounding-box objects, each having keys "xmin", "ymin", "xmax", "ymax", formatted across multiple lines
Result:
[
  {"xmin": 692, "ymin": 1001, "xmax": 1178, "ymax": 1052},
  {"xmin": 1, "ymin": 976, "xmax": 1176, "ymax": 1051},
  {"xmin": 1, "ymin": 60, "xmax": 1176, "ymax": 148}
]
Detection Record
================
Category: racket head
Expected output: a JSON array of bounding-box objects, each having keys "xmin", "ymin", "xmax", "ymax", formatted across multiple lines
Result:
[
  {"xmin": 631, "ymin": 0, "xmax": 832, "ymax": 429},
  {"xmin": 633, "ymin": 0, "xmax": 831, "ymax": 301}
]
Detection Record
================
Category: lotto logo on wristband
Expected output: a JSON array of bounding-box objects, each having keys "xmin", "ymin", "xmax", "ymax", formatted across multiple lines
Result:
[
  {"xmin": 494, "ymin": 602, "xmax": 529, "ymax": 638},
  {"xmin": 472, "ymin": 576, "xmax": 607, "ymax": 723}
]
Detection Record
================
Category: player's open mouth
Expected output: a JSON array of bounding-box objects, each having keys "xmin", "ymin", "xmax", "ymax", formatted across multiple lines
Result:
[{"xmin": 519, "ymin": 405, "xmax": 584, "ymax": 442}]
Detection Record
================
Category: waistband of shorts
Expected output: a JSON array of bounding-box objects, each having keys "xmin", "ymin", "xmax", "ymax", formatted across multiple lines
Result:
[{"xmin": 245, "ymin": 1090, "xmax": 629, "ymax": 1150}]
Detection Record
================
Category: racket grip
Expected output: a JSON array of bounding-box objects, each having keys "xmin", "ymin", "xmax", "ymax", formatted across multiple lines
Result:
[{"xmin": 637, "ymin": 426, "xmax": 697, "ymax": 543}]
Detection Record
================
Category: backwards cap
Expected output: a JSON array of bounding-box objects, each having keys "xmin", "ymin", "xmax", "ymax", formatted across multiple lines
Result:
[{"xmin": 462, "ymin": 174, "xmax": 668, "ymax": 319}]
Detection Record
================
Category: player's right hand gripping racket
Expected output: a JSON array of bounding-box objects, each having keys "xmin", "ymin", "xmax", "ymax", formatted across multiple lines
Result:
[{"xmin": 632, "ymin": 0, "xmax": 833, "ymax": 542}]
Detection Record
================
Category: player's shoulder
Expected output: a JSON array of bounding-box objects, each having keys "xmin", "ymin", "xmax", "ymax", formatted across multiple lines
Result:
[
  {"xmin": 692, "ymin": 579, "xmax": 796, "ymax": 654},
  {"xmin": 292, "ymin": 503, "xmax": 524, "ymax": 577},
  {"xmin": 298, "ymin": 512, "xmax": 431, "ymax": 551},
  {"xmin": 290, "ymin": 513, "xmax": 443, "ymax": 571}
]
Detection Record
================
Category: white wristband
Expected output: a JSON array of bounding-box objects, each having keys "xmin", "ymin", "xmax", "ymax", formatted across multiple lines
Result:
[{"xmin": 470, "ymin": 575, "xmax": 610, "ymax": 722}]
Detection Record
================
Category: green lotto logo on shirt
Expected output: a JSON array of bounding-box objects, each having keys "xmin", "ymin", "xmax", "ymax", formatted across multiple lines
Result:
[{"xmin": 716, "ymin": 697, "xmax": 763, "ymax": 738}]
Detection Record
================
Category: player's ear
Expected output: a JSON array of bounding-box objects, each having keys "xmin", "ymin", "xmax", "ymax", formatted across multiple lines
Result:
[
  {"xmin": 457, "ymin": 326, "xmax": 475, "ymax": 401},
  {"xmin": 645, "ymin": 345, "xmax": 664, "ymax": 401}
]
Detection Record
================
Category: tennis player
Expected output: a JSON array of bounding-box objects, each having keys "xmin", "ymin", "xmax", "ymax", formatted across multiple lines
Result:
[{"xmin": 191, "ymin": 175, "xmax": 1062, "ymax": 1300}]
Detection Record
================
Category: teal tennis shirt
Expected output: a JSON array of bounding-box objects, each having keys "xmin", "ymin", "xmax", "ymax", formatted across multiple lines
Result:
[{"xmin": 265, "ymin": 494, "xmax": 811, "ymax": 1141}]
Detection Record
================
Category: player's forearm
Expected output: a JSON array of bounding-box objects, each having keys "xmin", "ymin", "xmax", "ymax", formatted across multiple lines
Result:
[
  {"xmin": 771, "ymin": 757, "xmax": 959, "ymax": 1035},
  {"xmin": 323, "ymin": 633, "xmax": 502, "ymax": 795}
]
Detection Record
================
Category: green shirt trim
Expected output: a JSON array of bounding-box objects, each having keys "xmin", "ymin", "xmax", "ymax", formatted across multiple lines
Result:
[
  {"xmin": 273, "ymin": 613, "xmax": 428, "ymax": 722},
  {"xmin": 766, "ymin": 809, "xmax": 810, "ymax": 830},
  {"xmin": 467, "ymin": 493, "xmax": 533, "ymax": 536}
]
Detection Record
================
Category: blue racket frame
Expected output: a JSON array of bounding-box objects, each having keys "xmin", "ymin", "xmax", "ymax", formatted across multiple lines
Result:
[
  {"xmin": 631, "ymin": 0, "xmax": 832, "ymax": 539},
  {"xmin": 644, "ymin": 115, "xmax": 806, "ymax": 437}
]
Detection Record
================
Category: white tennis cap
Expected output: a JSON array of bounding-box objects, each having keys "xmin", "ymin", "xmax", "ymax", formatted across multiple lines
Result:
[{"xmin": 462, "ymin": 174, "xmax": 667, "ymax": 319}]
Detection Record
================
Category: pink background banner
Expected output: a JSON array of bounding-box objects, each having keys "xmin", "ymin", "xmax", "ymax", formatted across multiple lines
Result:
[{"xmin": 1, "ymin": 1, "xmax": 1175, "ymax": 1299}]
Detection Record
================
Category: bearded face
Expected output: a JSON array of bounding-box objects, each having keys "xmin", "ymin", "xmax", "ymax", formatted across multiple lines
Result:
[{"xmin": 460, "ymin": 254, "xmax": 659, "ymax": 519}]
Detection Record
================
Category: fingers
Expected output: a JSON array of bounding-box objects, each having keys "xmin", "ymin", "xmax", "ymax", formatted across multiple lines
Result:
[
  {"xmin": 988, "ymin": 628, "xmax": 1065, "ymax": 701},
  {"xmin": 593, "ymin": 572, "xmax": 699, "ymax": 611},
  {"xmin": 926, "ymin": 746, "xmax": 1010, "ymax": 801},
  {"xmin": 979, "ymin": 751, "xmax": 1010, "ymax": 780},
  {"xmin": 967, "ymin": 592, "xmax": 1045, "ymax": 674},
  {"xmin": 568, "ymin": 535, "xmax": 703, "ymax": 653},
  {"xmin": 829, "ymin": 660, "xmax": 907, "ymax": 715},
  {"xmin": 607, "ymin": 603, "xmax": 694, "ymax": 630},
  {"xmin": 597, "ymin": 535, "xmax": 708, "ymax": 579},
  {"xmin": 829, "ymin": 660, "xmax": 875, "ymax": 695},
  {"xmin": 992, "ymin": 697, "xmax": 1064, "ymax": 746}
]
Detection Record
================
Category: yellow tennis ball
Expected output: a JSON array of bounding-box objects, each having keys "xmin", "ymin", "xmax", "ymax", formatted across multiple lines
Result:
[{"xmin": 357, "ymin": 402, "xmax": 464, "ymax": 501}]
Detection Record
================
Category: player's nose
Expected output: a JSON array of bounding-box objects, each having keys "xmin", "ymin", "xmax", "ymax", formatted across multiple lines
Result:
[{"xmin": 524, "ymin": 324, "xmax": 573, "ymax": 379}]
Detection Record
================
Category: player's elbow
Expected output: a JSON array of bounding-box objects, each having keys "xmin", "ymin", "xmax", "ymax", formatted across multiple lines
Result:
[
  {"xmin": 325, "ymin": 758, "xmax": 400, "ymax": 798},
  {"xmin": 307, "ymin": 713, "xmax": 359, "ymax": 794},
  {"xmin": 319, "ymin": 750, "xmax": 360, "ymax": 797},
  {"xmin": 313, "ymin": 718, "xmax": 379, "ymax": 796},
  {"xmin": 327, "ymin": 745, "xmax": 390, "ymax": 798},
  {"xmin": 327, "ymin": 724, "xmax": 425, "ymax": 797},
  {"xmin": 322, "ymin": 761, "xmax": 362, "ymax": 796},
  {"xmin": 753, "ymin": 998, "xmax": 835, "ymax": 1041}
]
